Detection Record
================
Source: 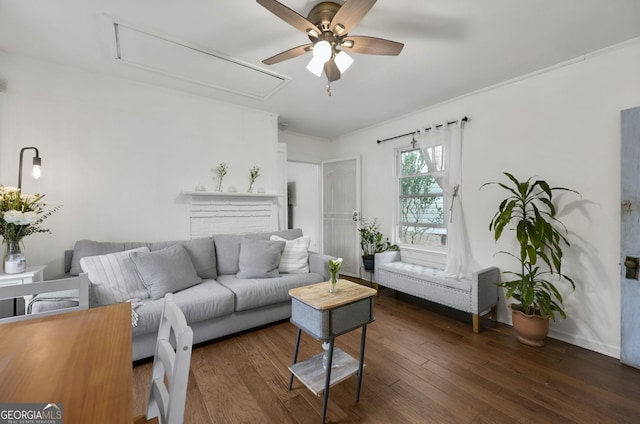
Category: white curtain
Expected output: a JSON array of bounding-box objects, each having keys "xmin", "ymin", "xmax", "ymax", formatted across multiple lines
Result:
[{"xmin": 418, "ymin": 121, "xmax": 479, "ymax": 278}]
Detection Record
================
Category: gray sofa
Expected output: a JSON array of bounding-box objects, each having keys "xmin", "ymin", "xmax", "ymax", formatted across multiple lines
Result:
[{"xmin": 31, "ymin": 229, "xmax": 333, "ymax": 361}]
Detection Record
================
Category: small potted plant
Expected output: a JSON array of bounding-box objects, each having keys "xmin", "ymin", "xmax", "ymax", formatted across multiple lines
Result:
[
  {"xmin": 482, "ymin": 172, "xmax": 579, "ymax": 346},
  {"xmin": 248, "ymin": 165, "xmax": 260, "ymax": 193},
  {"xmin": 358, "ymin": 218, "xmax": 398, "ymax": 271}
]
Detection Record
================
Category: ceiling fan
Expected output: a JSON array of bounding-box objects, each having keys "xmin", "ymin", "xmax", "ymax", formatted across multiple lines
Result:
[{"xmin": 257, "ymin": 0, "xmax": 404, "ymax": 92}]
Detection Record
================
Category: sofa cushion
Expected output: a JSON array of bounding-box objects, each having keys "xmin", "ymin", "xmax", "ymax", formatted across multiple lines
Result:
[
  {"xmin": 270, "ymin": 235, "xmax": 310, "ymax": 273},
  {"xmin": 130, "ymin": 244, "xmax": 202, "ymax": 300},
  {"xmin": 70, "ymin": 240, "xmax": 147, "ymax": 276},
  {"xmin": 80, "ymin": 247, "xmax": 151, "ymax": 306},
  {"xmin": 213, "ymin": 233, "xmax": 242, "ymax": 275},
  {"xmin": 236, "ymin": 238, "xmax": 285, "ymax": 278},
  {"xmin": 217, "ymin": 273, "xmax": 325, "ymax": 311},
  {"xmin": 149, "ymin": 237, "xmax": 217, "ymax": 279},
  {"xmin": 213, "ymin": 229, "xmax": 305, "ymax": 276},
  {"xmin": 131, "ymin": 279, "xmax": 235, "ymax": 336}
]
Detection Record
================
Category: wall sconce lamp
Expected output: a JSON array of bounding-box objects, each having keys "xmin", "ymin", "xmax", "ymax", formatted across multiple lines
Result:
[{"xmin": 18, "ymin": 147, "xmax": 42, "ymax": 190}]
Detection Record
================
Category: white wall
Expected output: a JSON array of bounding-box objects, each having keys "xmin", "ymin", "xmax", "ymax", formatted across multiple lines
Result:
[
  {"xmin": 331, "ymin": 40, "xmax": 640, "ymax": 358},
  {"xmin": 279, "ymin": 130, "xmax": 333, "ymax": 163},
  {"xmin": 0, "ymin": 53, "xmax": 279, "ymax": 278}
]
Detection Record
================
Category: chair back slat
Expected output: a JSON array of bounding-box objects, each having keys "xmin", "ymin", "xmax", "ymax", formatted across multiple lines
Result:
[{"xmin": 145, "ymin": 293, "xmax": 193, "ymax": 424}]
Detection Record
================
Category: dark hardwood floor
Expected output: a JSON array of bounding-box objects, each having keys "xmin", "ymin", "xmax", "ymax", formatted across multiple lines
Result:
[{"xmin": 133, "ymin": 281, "xmax": 640, "ymax": 423}]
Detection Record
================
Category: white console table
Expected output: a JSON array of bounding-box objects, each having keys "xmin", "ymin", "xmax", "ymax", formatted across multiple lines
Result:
[{"xmin": 0, "ymin": 265, "xmax": 46, "ymax": 316}]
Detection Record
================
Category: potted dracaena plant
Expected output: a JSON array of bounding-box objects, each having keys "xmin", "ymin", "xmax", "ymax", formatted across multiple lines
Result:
[
  {"xmin": 482, "ymin": 172, "xmax": 580, "ymax": 346},
  {"xmin": 358, "ymin": 218, "xmax": 398, "ymax": 271}
]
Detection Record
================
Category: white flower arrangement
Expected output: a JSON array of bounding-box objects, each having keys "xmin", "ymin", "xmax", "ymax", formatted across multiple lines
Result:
[{"xmin": 0, "ymin": 185, "xmax": 61, "ymax": 243}]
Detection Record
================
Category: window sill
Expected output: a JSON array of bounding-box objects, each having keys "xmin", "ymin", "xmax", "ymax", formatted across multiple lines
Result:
[{"xmin": 396, "ymin": 245, "xmax": 447, "ymax": 269}]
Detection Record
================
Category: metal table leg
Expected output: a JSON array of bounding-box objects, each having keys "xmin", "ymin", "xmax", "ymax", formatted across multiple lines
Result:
[
  {"xmin": 355, "ymin": 325, "xmax": 367, "ymax": 401},
  {"xmin": 321, "ymin": 338, "xmax": 335, "ymax": 424},
  {"xmin": 289, "ymin": 328, "xmax": 302, "ymax": 390}
]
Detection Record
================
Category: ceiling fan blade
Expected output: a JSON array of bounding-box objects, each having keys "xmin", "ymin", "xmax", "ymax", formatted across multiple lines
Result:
[
  {"xmin": 262, "ymin": 43, "xmax": 313, "ymax": 65},
  {"xmin": 330, "ymin": 0, "xmax": 377, "ymax": 35},
  {"xmin": 324, "ymin": 60, "xmax": 341, "ymax": 82},
  {"xmin": 257, "ymin": 0, "xmax": 319, "ymax": 37},
  {"xmin": 342, "ymin": 36, "xmax": 404, "ymax": 55}
]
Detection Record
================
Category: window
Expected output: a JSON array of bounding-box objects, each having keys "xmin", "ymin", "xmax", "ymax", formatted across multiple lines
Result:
[{"xmin": 397, "ymin": 146, "xmax": 447, "ymax": 249}]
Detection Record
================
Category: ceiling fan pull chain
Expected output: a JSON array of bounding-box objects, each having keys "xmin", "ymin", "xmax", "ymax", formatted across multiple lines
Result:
[{"xmin": 327, "ymin": 81, "xmax": 332, "ymax": 96}]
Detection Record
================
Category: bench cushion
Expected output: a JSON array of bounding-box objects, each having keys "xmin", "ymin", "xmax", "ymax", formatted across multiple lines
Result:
[{"xmin": 377, "ymin": 262, "xmax": 473, "ymax": 292}]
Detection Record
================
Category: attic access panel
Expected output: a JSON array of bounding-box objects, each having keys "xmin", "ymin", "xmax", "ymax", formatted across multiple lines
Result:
[{"xmin": 112, "ymin": 22, "xmax": 290, "ymax": 100}]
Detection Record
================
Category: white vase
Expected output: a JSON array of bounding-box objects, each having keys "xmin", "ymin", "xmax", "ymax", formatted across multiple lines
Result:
[{"xmin": 4, "ymin": 239, "xmax": 26, "ymax": 274}]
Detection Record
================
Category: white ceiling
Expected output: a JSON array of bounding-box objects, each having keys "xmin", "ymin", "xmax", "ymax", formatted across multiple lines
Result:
[{"xmin": 1, "ymin": 0, "xmax": 640, "ymax": 139}]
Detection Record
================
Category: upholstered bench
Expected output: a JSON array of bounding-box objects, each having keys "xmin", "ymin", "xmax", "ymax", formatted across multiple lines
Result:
[{"xmin": 374, "ymin": 251, "xmax": 499, "ymax": 332}]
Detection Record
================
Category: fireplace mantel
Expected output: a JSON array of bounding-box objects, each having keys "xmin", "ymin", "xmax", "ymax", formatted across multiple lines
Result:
[
  {"xmin": 182, "ymin": 191, "xmax": 281, "ymax": 199},
  {"xmin": 182, "ymin": 191, "xmax": 283, "ymax": 237}
]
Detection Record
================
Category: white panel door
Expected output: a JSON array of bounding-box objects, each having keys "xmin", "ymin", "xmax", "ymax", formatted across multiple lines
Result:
[
  {"xmin": 322, "ymin": 157, "xmax": 360, "ymax": 277},
  {"xmin": 621, "ymin": 106, "xmax": 640, "ymax": 369}
]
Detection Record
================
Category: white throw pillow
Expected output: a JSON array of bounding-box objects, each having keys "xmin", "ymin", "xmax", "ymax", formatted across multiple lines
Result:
[
  {"xmin": 80, "ymin": 247, "xmax": 151, "ymax": 306},
  {"xmin": 270, "ymin": 235, "xmax": 310, "ymax": 274}
]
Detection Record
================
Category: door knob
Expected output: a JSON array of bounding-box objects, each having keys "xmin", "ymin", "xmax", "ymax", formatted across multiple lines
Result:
[{"xmin": 624, "ymin": 256, "xmax": 639, "ymax": 280}]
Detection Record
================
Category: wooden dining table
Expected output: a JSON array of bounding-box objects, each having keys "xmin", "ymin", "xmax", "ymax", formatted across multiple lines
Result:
[{"xmin": 0, "ymin": 302, "xmax": 133, "ymax": 423}]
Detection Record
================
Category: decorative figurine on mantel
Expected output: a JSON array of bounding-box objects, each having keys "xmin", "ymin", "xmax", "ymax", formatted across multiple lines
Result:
[
  {"xmin": 213, "ymin": 162, "xmax": 228, "ymax": 192},
  {"xmin": 248, "ymin": 165, "xmax": 260, "ymax": 193}
]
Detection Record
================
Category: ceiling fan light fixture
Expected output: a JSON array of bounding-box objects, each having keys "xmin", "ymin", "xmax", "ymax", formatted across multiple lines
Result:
[
  {"xmin": 334, "ymin": 50, "xmax": 354, "ymax": 73},
  {"xmin": 312, "ymin": 40, "xmax": 332, "ymax": 62},
  {"xmin": 306, "ymin": 57, "xmax": 325, "ymax": 77}
]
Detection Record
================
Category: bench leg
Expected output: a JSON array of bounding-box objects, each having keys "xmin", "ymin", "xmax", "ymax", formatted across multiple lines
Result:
[{"xmin": 473, "ymin": 306, "xmax": 498, "ymax": 333}]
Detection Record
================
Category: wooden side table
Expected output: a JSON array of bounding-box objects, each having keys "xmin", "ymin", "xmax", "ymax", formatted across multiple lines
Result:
[
  {"xmin": 288, "ymin": 279, "xmax": 376, "ymax": 423},
  {"xmin": 0, "ymin": 265, "xmax": 46, "ymax": 317}
]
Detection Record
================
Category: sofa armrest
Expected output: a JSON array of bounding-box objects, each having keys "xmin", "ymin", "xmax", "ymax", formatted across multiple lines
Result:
[
  {"xmin": 472, "ymin": 267, "xmax": 500, "ymax": 314},
  {"xmin": 308, "ymin": 251, "xmax": 336, "ymax": 281},
  {"xmin": 374, "ymin": 251, "xmax": 401, "ymax": 272},
  {"xmin": 374, "ymin": 251, "xmax": 401, "ymax": 265},
  {"xmin": 64, "ymin": 250, "xmax": 74, "ymax": 274}
]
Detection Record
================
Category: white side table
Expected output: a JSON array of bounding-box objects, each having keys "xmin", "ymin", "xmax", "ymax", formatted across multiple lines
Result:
[{"xmin": 0, "ymin": 265, "xmax": 46, "ymax": 316}]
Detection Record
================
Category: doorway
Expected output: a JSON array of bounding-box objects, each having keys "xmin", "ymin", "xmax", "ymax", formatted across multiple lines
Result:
[
  {"xmin": 322, "ymin": 157, "xmax": 361, "ymax": 277},
  {"xmin": 286, "ymin": 161, "xmax": 321, "ymax": 252}
]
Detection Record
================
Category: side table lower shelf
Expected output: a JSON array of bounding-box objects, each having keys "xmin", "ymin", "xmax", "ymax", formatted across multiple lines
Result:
[{"xmin": 289, "ymin": 347, "xmax": 360, "ymax": 396}]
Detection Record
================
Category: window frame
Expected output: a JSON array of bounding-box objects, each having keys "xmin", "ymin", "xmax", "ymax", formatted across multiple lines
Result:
[{"xmin": 394, "ymin": 144, "xmax": 448, "ymax": 253}]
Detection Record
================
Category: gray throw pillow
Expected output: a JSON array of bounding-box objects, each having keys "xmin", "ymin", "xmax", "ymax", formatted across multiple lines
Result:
[
  {"xmin": 236, "ymin": 238, "xmax": 286, "ymax": 279},
  {"xmin": 130, "ymin": 244, "xmax": 202, "ymax": 300},
  {"xmin": 149, "ymin": 237, "xmax": 217, "ymax": 279}
]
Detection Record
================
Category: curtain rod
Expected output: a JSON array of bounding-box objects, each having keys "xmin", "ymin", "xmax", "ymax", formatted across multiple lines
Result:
[{"xmin": 376, "ymin": 116, "xmax": 469, "ymax": 144}]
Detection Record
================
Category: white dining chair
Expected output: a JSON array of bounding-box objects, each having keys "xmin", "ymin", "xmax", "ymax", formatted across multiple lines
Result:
[
  {"xmin": 0, "ymin": 273, "xmax": 90, "ymax": 323},
  {"xmin": 134, "ymin": 293, "xmax": 193, "ymax": 424}
]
